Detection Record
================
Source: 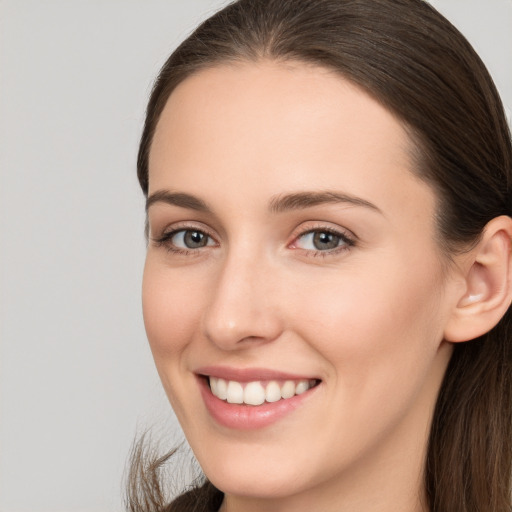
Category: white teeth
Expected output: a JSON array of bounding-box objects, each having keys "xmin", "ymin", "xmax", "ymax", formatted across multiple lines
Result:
[
  {"xmin": 216, "ymin": 378, "xmax": 228, "ymax": 400},
  {"xmin": 209, "ymin": 377, "xmax": 316, "ymax": 405},
  {"xmin": 209, "ymin": 376, "xmax": 218, "ymax": 396},
  {"xmin": 295, "ymin": 380, "xmax": 309, "ymax": 395},
  {"xmin": 281, "ymin": 380, "xmax": 295, "ymax": 399},
  {"xmin": 265, "ymin": 381, "xmax": 282, "ymax": 402},
  {"xmin": 226, "ymin": 381, "xmax": 244, "ymax": 404},
  {"xmin": 244, "ymin": 381, "xmax": 266, "ymax": 405}
]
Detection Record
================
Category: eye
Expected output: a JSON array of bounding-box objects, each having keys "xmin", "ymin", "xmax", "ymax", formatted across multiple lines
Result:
[
  {"xmin": 152, "ymin": 227, "xmax": 217, "ymax": 254},
  {"xmin": 292, "ymin": 229, "xmax": 353, "ymax": 252},
  {"xmin": 170, "ymin": 229, "xmax": 215, "ymax": 249}
]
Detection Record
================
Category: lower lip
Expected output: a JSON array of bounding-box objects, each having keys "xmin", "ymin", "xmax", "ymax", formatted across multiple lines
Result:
[{"xmin": 198, "ymin": 377, "xmax": 318, "ymax": 430}]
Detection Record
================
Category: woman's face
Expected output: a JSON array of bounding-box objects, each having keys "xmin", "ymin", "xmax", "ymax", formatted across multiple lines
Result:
[{"xmin": 143, "ymin": 61, "xmax": 462, "ymax": 508}]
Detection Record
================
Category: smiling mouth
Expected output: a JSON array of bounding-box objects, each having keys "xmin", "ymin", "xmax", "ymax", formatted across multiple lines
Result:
[{"xmin": 206, "ymin": 376, "xmax": 320, "ymax": 406}]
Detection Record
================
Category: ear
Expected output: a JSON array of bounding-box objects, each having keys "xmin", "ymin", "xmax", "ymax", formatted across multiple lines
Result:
[{"xmin": 444, "ymin": 215, "xmax": 512, "ymax": 343}]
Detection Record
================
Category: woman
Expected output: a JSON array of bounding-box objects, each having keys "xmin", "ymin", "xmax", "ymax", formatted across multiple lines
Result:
[{"xmin": 127, "ymin": 0, "xmax": 512, "ymax": 511}]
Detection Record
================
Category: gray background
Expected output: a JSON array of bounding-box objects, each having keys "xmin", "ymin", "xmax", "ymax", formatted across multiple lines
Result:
[{"xmin": 0, "ymin": 1, "xmax": 510, "ymax": 511}]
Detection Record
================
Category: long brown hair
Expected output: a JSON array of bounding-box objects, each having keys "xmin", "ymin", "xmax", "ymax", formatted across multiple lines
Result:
[{"xmin": 128, "ymin": 1, "xmax": 512, "ymax": 510}]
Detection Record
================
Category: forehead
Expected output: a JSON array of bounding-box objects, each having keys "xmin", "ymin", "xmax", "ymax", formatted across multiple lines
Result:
[{"xmin": 149, "ymin": 60, "xmax": 433, "ymax": 225}]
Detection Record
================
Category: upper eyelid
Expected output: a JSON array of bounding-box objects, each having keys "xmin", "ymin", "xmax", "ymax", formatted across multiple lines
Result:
[
  {"xmin": 154, "ymin": 229, "xmax": 218, "ymax": 249},
  {"xmin": 296, "ymin": 226, "xmax": 350, "ymax": 237},
  {"xmin": 290, "ymin": 222, "xmax": 356, "ymax": 242},
  {"xmin": 151, "ymin": 221, "xmax": 217, "ymax": 240},
  {"xmin": 290, "ymin": 228, "xmax": 355, "ymax": 249}
]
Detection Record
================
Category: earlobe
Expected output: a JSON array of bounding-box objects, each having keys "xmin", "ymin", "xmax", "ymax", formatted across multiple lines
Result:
[{"xmin": 444, "ymin": 215, "xmax": 512, "ymax": 343}]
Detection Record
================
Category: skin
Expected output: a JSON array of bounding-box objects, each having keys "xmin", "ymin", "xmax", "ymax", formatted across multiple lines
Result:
[{"xmin": 143, "ymin": 61, "xmax": 468, "ymax": 512}]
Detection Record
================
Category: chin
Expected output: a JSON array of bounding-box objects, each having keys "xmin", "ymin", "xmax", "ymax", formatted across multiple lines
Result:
[
  {"xmin": 190, "ymin": 438, "xmax": 326, "ymax": 500},
  {"xmin": 206, "ymin": 467, "xmax": 307, "ymax": 499}
]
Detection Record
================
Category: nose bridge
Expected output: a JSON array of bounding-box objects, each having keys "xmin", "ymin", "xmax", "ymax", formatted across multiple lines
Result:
[{"xmin": 202, "ymin": 243, "xmax": 281, "ymax": 349}]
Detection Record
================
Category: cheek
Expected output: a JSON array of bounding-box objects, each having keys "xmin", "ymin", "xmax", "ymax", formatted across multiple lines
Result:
[
  {"xmin": 280, "ymin": 255, "xmax": 448, "ymax": 462},
  {"xmin": 290, "ymin": 252, "xmax": 445, "ymax": 386},
  {"xmin": 142, "ymin": 257, "xmax": 206, "ymax": 358},
  {"xmin": 141, "ymin": 258, "xmax": 211, "ymax": 422}
]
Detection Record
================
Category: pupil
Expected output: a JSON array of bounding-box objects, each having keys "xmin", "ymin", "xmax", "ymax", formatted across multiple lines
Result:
[
  {"xmin": 185, "ymin": 230, "xmax": 206, "ymax": 248},
  {"xmin": 313, "ymin": 231, "xmax": 339, "ymax": 250}
]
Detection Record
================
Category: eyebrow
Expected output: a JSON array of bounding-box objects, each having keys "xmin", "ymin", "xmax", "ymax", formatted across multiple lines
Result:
[
  {"xmin": 146, "ymin": 189, "xmax": 382, "ymax": 215},
  {"xmin": 146, "ymin": 190, "xmax": 211, "ymax": 213},
  {"xmin": 268, "ymin": 191, "xmax": 382, "ymax": 214}
]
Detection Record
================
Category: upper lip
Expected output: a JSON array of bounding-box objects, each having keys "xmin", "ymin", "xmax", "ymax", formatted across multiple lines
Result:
[{"xmin": 195, "ymin": 365, "xmax": 319, "ymax": 382}]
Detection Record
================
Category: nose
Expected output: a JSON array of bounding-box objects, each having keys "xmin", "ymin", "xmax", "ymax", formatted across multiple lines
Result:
[{"xmin": 201, "ymin": 250, "xmax": 283, "ymax": 350}]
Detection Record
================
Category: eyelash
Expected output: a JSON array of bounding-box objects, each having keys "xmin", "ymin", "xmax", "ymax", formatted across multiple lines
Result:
[
  {"xmin": 151, "ymin": 224, "xmax": 356, "ymax": 258},
  {"xmin": 291, "ymin": 226, "xmax": 355, "ymax": 258},
  {"xmin": 152, "ymin": 225, "xmax": 217, "ymax": 257}
]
